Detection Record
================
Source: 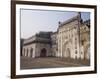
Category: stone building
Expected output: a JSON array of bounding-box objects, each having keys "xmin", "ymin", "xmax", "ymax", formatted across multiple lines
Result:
[
  {"xmin": 22, "ymin": 32, "xmax": 52, "ymax": 58},
  {"xmin": 56, "ymin": 13, "xmax": 90, "ymax": 60},
  {"xmin": 57, "ymin": 14, "xmax": 81, "ymax": 59},
  {"xmin": 80, "ymin": 20, "xmax": 90, "ymax": 60},
  {"xmin": 22, "ymin": 13, "xmax": 90, "ymax": 60},
  {"xmin": 51, "ymin": 32, "xmax": 58, "ymax": 56}
]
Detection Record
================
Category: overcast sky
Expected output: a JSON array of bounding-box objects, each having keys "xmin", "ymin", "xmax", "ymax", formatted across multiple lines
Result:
[{"xmin": 20, "ymin": 9, "xmax": 90, "ymax": 39}]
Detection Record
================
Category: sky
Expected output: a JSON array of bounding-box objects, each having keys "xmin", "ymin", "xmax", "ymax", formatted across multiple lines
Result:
[{"xmin": 20, "ymin": 9, "xmax": 90, "ymax": 39}]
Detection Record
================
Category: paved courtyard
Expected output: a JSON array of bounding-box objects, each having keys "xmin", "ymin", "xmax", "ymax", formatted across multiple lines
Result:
[{"xmin": 20, "ymin": 56, "xmax": 90, "ymax": 69}]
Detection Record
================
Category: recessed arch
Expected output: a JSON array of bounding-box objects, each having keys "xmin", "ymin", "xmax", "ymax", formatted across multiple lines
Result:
[
  {"xmin": 40, "ymin": 48, "xmax": 47, "ymax": 57},
  {"xmin": 30, "ymin": 48, "xmax": 33, "ymax": 57},
  {"xmin": 66, "ymin": 48, "xmax": 71, "ymax": 58}
]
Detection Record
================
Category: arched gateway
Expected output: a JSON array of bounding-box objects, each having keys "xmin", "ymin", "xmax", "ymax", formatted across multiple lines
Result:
[
  {"xmin": 40, "ymin": 48, "xmax": 47, "ymax": 57},
  {"xmin": 66, "ymin": 48, "xmax": 71, "ymax": 58}
]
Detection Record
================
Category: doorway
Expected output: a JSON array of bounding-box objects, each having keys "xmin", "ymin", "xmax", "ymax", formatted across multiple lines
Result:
[
  {"xmin": 30, "ymin": 48, "xmax": 33, "ymax": 57},
  {"xmin": 66, "ymin": 48, "xmax": 71, "ymax": 58},
  {"xmin": 40, "ymin": 48, "xmax": 47, "ymax": 57}
]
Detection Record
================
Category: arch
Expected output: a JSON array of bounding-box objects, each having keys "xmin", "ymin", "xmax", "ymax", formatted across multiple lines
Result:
[
  {"xmin": 30, "ymin": 48, "xmax": 33, "ymax": 57},
  {"xmin": 23, "ymin": 48, "xmax": 25, "ymax": 56},
  {"xmin": 75, "ymin": 50, "xmax": 78, "ymax": 59},
  {"xmin": 75, "ymin": 50, "xmax": 77, "ymax": 54},
  {"xmin": 66, "ymin": 48, "xmax": 71, "ymax": 58},
  {"xmin": 27, "ymin": 49, "xmax": 28, "ymax": 57},
  {"xmin": 40, "ymin": 48, "xmax": 47, "ymax": 57},
  {"xmin": 85, "ymin": 45, "xmax": 90, "ymax": 59}
]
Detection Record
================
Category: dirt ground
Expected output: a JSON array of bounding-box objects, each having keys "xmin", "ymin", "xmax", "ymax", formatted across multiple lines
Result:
[{"xmin": 20, "ymin": 56, "xmax": 90, "ymax": 69}]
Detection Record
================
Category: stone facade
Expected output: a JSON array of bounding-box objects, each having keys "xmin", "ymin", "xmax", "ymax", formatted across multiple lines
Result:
[
  {"xmin": 51, "ymin": 32, "xmax": 58, "ymax": 56},
  {"xmin": 22, "ymin": 13, "xmax": 90, "ymax": 60},
  {"xmin": 80, "ymin": 20, "xmax": 90, "ymax": 60},
  {"xmin": 57, "ymin": 15, "xmax": 80, "ymax": 59},
  {"xmin": 22, "ymin": 32, "xmax": 52, "ymax": 58}
]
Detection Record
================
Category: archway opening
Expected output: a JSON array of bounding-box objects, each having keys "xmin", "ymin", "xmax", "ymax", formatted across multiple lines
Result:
[
  {"xmin": 66, "ymin": 48, "xmax": 70, "ymax": 58},
  {"xmin": 40, "ymin": 48, "xmax": 47, "ymax": 57},
  {"xmin": 30, "ymin": 48, "xmax": 33, "ymax": 57}
]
